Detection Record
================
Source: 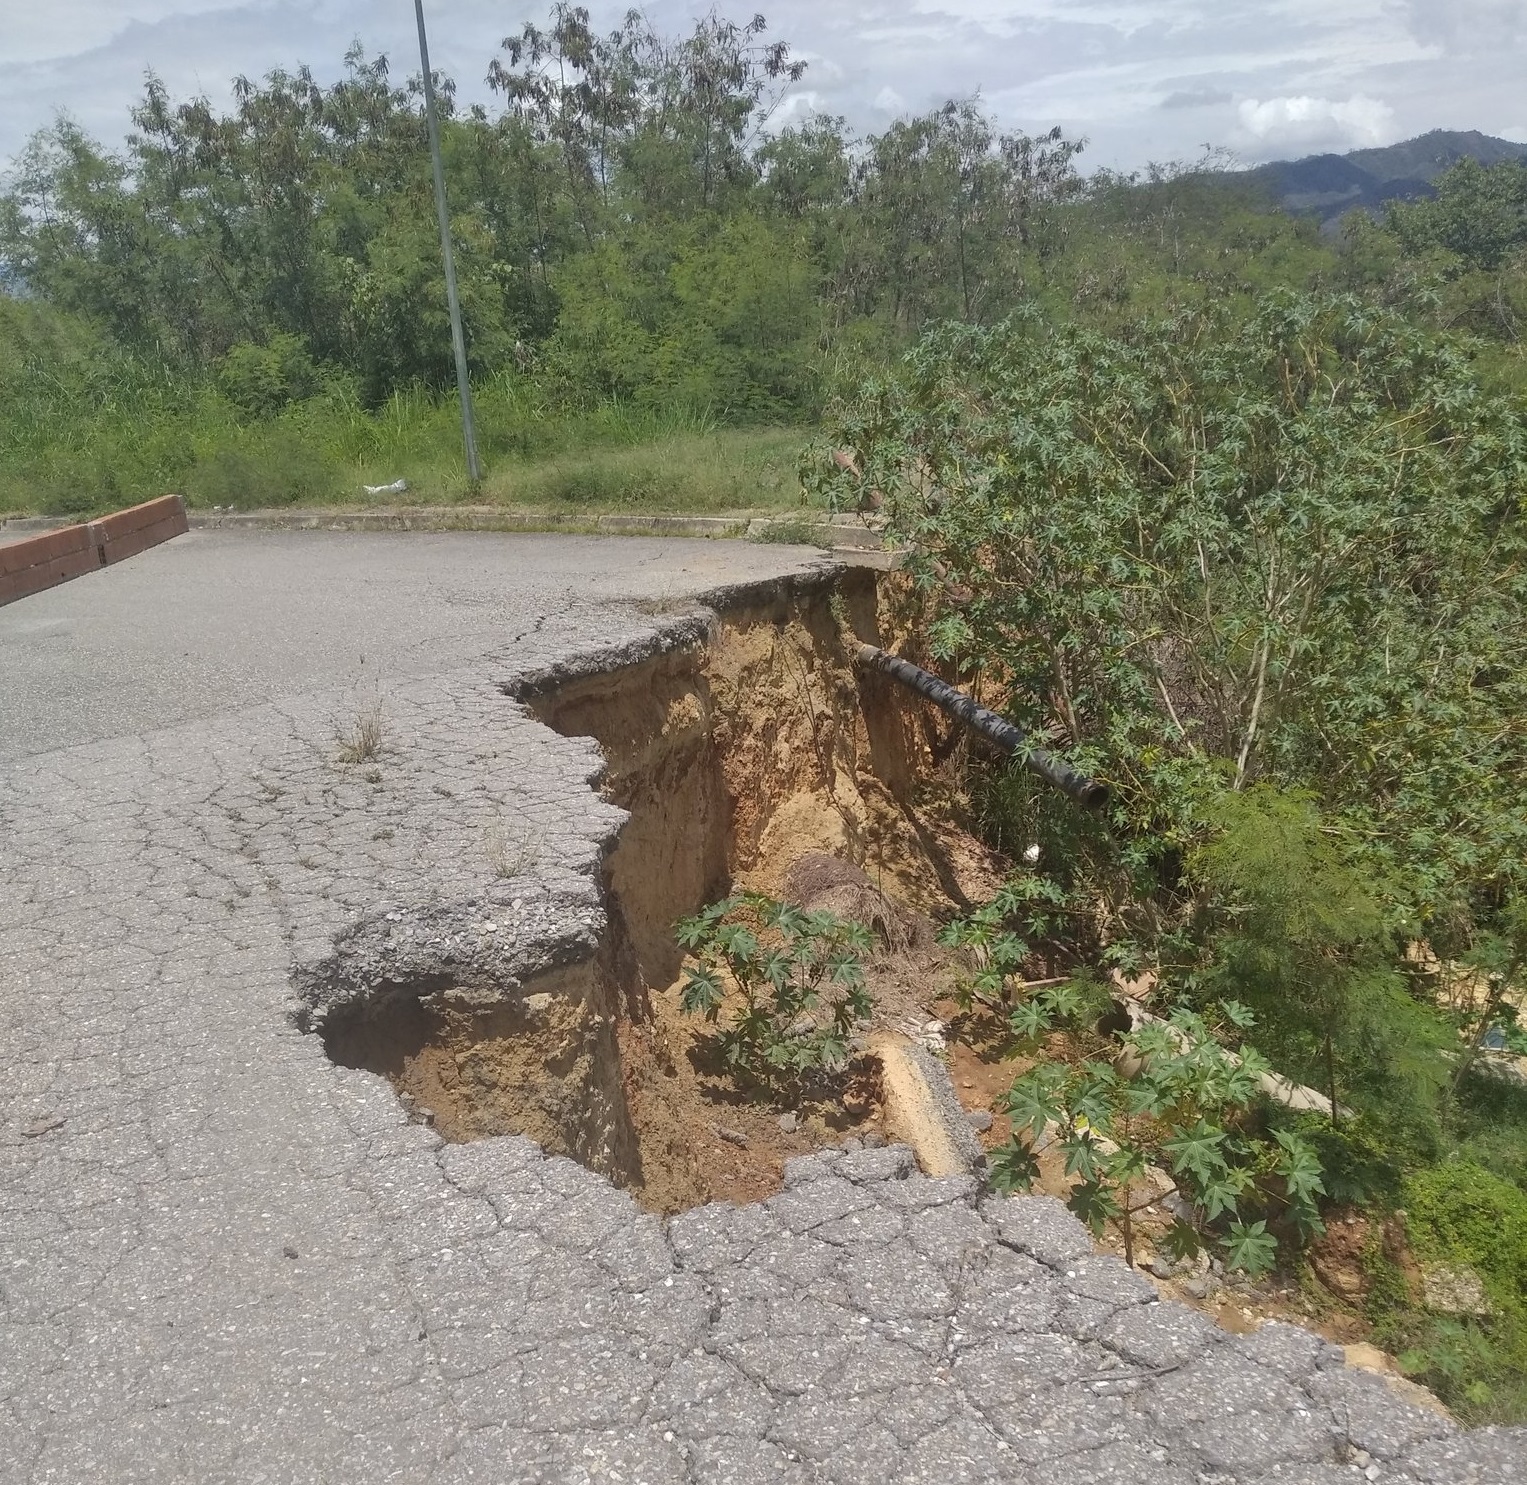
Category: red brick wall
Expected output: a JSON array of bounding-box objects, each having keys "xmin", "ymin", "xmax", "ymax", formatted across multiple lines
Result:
[{"xmin": 0, "ymin": 496, "xmax": 189, "ymax": 607}]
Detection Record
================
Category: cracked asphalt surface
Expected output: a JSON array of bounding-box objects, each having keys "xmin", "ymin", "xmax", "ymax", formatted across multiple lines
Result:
[{"xmin": 2, "ymin": 531, "xmax": 1523, "ymax": 1483}]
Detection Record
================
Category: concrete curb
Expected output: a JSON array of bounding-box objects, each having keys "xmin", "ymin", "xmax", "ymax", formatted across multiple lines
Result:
[
  {"xmin": 189, "ymin": 506, "xmax": 757, "ymax": 538},
  {"xmin": 3, "ymin": 505, "xmax": 894, "ymax": 565},
  {"xmin": 874, "ymin": 1032, "xmax": 989, "ymax": 1178},
  {"xmin": 184, "ymin": 504, "xmax": 891, "ymax": 552},
  {"xmin": 0, "ymin": 495, "xmax": 188, "ymax": 607}
]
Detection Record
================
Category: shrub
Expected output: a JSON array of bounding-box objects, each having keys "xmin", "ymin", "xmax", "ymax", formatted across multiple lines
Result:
[
  {"xmin": 675, "ymin": 892, "xmax": 873, "ymax": 1096},
  {"xmin": 1403, "ymin": 1161, "xmax": 1527, "ymax": 1306},
  {"xmin": 1372, "ymin": 1161, "xmax": 1527, "ymax": 1420},
  {"xmin": 182, "ymin": 427, "xmax": 341, "ymax": 509},
  {"xmin": 992, "ymin": 1003, "xmax": 1325, "ymax": 1273},
  {"xmin": 216, "ymin": 335, "xmax": 320, "ymax": 420}
]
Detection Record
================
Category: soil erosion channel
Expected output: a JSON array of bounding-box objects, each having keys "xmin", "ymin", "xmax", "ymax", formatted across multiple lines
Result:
[{"xmin": 320, "ymin": 571, "xmax": 1000, "ymax": 1212}]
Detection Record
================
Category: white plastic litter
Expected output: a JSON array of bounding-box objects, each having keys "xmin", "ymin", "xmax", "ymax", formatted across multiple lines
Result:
[{"xmin": 362, "ymin": 479, "xmax": 409, "ymax": 496}]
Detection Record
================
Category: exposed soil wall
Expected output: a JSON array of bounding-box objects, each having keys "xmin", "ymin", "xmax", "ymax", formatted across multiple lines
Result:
[
  {"xmin": 321, "ymin": 568, "xmax": 1004, "ymax": 1211},
  {"xmin": 321, "ymin": 959, "xmax": 642, "ymax": 1182},
  {"xmin": 530, "ymin": 569, "xmax": 996, "ymax": 946}
]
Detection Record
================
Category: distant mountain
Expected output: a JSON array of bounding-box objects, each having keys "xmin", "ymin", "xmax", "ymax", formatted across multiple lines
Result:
[
  {"xmin": 1232, "ymin": 130, "xmax": 1527, "ymax": 230},
  {"xmin": 1344, "ymin": 131, "xmax": 1527, "ymax": 183}
]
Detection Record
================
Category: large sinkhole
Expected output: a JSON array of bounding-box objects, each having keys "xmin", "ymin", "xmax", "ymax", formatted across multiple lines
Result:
[{"xmin": 318, "ymin": 570, "xmax": 1001, "ymax": 1213}]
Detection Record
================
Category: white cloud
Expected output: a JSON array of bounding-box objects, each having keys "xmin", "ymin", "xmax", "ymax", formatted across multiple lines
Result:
[
  {"xmin": 6, "ymin": 3, "xmax": 237, "ymax": 66},
  {"xmin": 1236, "ymin": 92, "xmax": 1396, "ymax": 147},
  {"xmin": 0, "ymin": 1, "xmax": 1523, "ymax": 175},
  {"xmin": 1400, "ymin": 0, "xmax": 1526, "ymax": 56}
]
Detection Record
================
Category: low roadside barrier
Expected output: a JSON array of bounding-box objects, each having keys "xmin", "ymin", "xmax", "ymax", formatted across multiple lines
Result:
[{"xmin": 0, "ymin": 495, "xmax": 188, "ymax": 607}]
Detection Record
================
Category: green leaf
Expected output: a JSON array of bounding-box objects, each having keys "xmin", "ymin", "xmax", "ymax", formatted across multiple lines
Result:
[
  {"xmin": 1000, "ymin": 1069, "xmax": 1065, "ymax": 1140},
  {"xmin": 1041, "ymin": 981, "xmax": 1087, "ymax": 1023},
  {"xmin": 1101, "ymin": 1142, "xmax": 1149, "ymax": 1189},
  {"xmin": 1272, "ymin": 1129, "xmax": 1326, "ymax": 1203},
  {"xmin": 678, "ymin": 966, "xmax": 725, "ymax": 1018},
  {"xmin": 1161, "ymin": 1120, "xmax": 1227, "ymax": 1186},
  {"xmin": 674, "ymin": 915, "xmax": 712, "ymax": 950},
  {"xmin": 1162, "ymin": 1217, "xmax": 1203, "ymax": 1263},
  {"xmin": 1220, "ymin": 999, "xmax": 1256, "ymax": 1030},
  {"xmin": 1195, "ymin": 1172, "xmax": 1244, "ymax": 1222},
  {"xmin": 1069, "ymin": 1063, "xmax": 1120, "ymax": 1130},
  {"xmin": 988, "ymin": 1140, "xmax": 1041, "ymax": 1193},
  {"xmin": 1062, "ymin": 1131, "xmax": 1103, "ymax": 1182},
  {"xmin": 1222, "ymin": 1219, "xmax": 1278, "ymax": 1277},
  {"xmin": 714, "ymin": 924, "xmax": 759, "ymax": 961},
  {"xmin": 1067, "ymin": 1179, "xmax": 1122, "ymax": 1236},
  {"xmin": 1008, "ymin": 998, "xmax": 1053, "ymax": 1041}
]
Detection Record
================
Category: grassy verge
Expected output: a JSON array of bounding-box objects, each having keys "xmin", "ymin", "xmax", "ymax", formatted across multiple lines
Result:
[
  {"xmin": 1, "ymin": 407, "xmax": 810, "ymax": 520},
  {"xmin": 468, "ymin": 426, "xmax": 806, "ymax": 514},
  {"xmin": 0, "ymin": 309, "xmax": 812, "ymax": 519}
]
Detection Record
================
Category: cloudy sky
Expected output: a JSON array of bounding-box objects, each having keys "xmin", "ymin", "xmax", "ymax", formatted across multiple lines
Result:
[{"xmin": 4, "ymin": 1, "xmax": 1525, "ymax": 175}]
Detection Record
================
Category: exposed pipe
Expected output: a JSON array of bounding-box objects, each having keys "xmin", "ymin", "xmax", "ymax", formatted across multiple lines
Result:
[{"xmin": 855, "ymin": 644, "xmax": 1109, "ymax": 809}]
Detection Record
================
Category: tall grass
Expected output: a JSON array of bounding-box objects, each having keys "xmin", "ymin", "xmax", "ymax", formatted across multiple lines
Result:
[{"xmin": 0, "ymin": 302, "xmax": 809, "ymax": 517}]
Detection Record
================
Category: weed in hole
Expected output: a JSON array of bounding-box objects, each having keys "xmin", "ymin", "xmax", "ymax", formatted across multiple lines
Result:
[
  {"xmin": 675, "ymin": 892, "xmax": 874, "ymax": 1097},
  {"xmin": 485, "ymin": 819, "xmax": 542, "ymax": 880},
  {"xmin": 335, "ymin": 696, "xmax": 386, "ymax": 764}
]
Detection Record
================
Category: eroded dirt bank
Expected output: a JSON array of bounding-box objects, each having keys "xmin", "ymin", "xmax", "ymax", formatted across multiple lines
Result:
[{"xmin": 321, "ymin": 569, "xmax": 1003, "ymax": 1212}]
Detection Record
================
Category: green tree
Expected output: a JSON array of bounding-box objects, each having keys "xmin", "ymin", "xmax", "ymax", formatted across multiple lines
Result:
[
  {"xmin": 1190, "ymin": 787, "xmax": 1449, "ymax": 1127},
  {"xmin": 809, "ymin": 291, "xmax": 1527, "ymax": 1127},
  {"xmin": 836, "ymin": 103, "xmax": 1083, "ymax": 333},
  {"xmin": 216, "ymin": 334, "xmax": 320, "ymax": 419},
  {"xmin": 1387, "ymin": 158, "xmax": 1527, "ymax": 271}
]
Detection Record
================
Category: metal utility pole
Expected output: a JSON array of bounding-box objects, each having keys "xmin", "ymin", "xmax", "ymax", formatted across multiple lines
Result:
[{"xmin": 413, "ymin": 0, "xmax": 482, "ymax": 483}]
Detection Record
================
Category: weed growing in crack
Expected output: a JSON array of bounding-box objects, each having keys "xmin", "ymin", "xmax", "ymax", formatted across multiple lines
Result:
[
  {"xmin": 335, "ymin": 695, "xmax": 386, "ymax": 764},
  {"xmin": 485, "ymin": 819, "xmax": 542, "ymax": 880},
  {"xmin": 675, "ymin": 892, "xmax": 874, "ymax": 1098}
]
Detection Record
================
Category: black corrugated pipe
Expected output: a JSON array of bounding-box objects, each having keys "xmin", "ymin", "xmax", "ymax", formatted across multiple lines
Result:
[{"xmin": 855, "ymin": 644, "xmax": 1109, "ymax": 809}]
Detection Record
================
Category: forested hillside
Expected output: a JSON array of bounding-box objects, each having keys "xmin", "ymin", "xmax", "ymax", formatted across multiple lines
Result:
[
  {"xmin": 1241, "ymin": 128, "xmax": 1527, "ymax": 229},
  {"xmin": 5, "ymin": 7, "xmax": 1527, "ymax": 1422},
  {"xmin": 6, "ymin": 5, "xmax": 1521, "ymax": 514}
]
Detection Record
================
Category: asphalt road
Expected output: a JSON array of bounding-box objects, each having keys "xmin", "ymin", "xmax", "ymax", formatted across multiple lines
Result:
[
  {"xmin": 0, "ymin": 530, "xmax": 1519, "ymax": 1484},
  {"xmin": 0, "ymin": 528, "xmax": 826, "ymax": 761}
]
